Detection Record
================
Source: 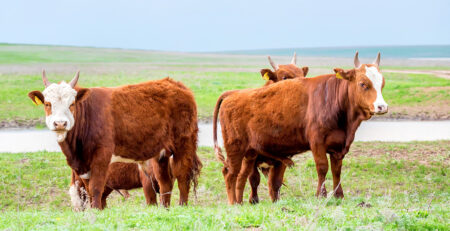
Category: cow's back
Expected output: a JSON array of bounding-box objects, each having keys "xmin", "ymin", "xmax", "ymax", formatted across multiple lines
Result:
[
  {"xmin": 220, "ymin": 79, "xmax": 310, "ymax": 154},
  {"xmin": 111, "ymin": 78, "xmax": 197, "ymax": 160}
]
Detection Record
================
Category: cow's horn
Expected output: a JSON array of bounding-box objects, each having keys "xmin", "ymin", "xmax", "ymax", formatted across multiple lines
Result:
[
  {"xmin": 354, "ymin": 51, "xmax": 361, "ymax": 68},
  {"xmin": 69, "ymin": 71, "xmax": 80, "ymax": 88},
  {"xmin": 268, "ymin": 56, "xmax": 278, "ymax": 70},
  {"xmin": 42, "ymin": 69, "xmax": 51, "ymax": 87},
  {"xmin": 291, "ymin": 52, "xmax": 297, "ymax": 65},
  {"xmin": 373, "ymin": 52, "xmax": 381, "ymax": 67}
]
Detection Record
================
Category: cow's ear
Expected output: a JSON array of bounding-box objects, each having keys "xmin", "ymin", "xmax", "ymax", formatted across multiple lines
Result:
[
  {"xmin": 260, "ymin": 69, "xmax": 277, "ymax": 81},
  {"xmin": 334, "ymin": 68, "xmax": 355, "ymax": 81},
  {"xmin": 302, "ymin": 67, "xmax": 309, "ymax": 77},
  {"xmin": 76, "ymin": 88, "xmax": 90, "ymax": 103},
  {"xmin": 28, "ymin": 91, "xmax": 44, "ymax": 105}
]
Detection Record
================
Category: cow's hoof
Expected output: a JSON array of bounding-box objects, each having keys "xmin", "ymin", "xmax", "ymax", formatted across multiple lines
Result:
[
  {"xmin": 249, "ymin": 197, "xmax": 259, "ymax": 204},
  {"xmin": 334, "ymin": 190, "xmax": 344, "ymax": 199}
]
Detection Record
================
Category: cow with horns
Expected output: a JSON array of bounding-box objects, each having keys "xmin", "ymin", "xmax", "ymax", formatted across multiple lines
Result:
[
  {"xmin": 28, "ymin": 72, "xmax": 201, "ymax": 209},
  {"xmin": 214, "ymin": 52, "xmax": 388, "ymax": 204}
]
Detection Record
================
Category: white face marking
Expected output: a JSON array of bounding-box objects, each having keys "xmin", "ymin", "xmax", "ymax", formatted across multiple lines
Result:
[
  {"xmin": 365, "ymin": 66, "xmax": 388, "ymax": 114},
  {"xmin": 42, "ymin": 82, "xmax": 77, "ymax": 142}
]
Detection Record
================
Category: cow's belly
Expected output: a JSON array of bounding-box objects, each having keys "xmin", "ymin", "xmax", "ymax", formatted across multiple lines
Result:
[
  {"xmin": 248, "ymin": 120, "xmax": 309, "ymax": 152},
  {"xmin": 111, "ymin": 107, "xmax": 173, "ymax": 161},
  {"xmin": 253, "ymin": 131, "xmax": 309, "ymax": 155},
  {"xmin": 112, "ymin": 148, "xmax": 167, "ymax": 163}
]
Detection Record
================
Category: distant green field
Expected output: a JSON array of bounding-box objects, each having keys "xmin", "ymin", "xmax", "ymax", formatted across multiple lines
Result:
[
  {"xmin": 0, "ymin": 141, "xmax": 448, "ymax": 230},
  {"xmin": 0, "ymin": 44, "xmax": 264, "ymax": 65},
  {"xmin": 0, "ymin": 44, "xmax": 449, "ymax": 125},
  {"xmin": 0, "ymin": 71, "xmax": 267, "ymax": 122},
  {"xmin": 1, "ymin": 70, "xmax": 448, "ymax": 124}
]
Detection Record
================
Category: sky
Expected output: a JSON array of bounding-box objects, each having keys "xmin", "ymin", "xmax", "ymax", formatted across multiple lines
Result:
[{"xmin": 1, "ymin": 0, "xmax": 449, "ymax": 52}]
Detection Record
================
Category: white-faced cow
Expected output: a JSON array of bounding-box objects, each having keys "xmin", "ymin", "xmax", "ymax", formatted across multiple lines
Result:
[
  {"xmin": 28, "ymin": 72, "xmax": 201, "ymax": 209},
  {"xmin": 214, "ymin": 52, "xmax": 388, "ymax": 204}
]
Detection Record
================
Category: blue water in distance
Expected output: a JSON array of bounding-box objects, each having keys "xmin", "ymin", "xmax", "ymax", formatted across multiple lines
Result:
[{"xmin": 221, "ymin": 45, "xmax": 450, "ymax": 59}]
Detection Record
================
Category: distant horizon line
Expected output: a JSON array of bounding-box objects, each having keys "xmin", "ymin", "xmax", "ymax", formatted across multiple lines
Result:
[{"xmin": 1, "ymin": 42, "xmax": 449, "ymax": 54}]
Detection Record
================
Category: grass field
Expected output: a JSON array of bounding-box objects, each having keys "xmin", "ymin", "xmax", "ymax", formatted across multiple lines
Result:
[
  {"xmin": 0, "ymin": 44, "xmax": 449, "ymax": 126},
  {"xmin": 0, "ymin": 141, "xmax": 449, "ymax": 230}
]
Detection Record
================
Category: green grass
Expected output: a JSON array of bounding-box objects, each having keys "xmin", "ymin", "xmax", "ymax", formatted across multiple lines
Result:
[
  {"xmin": 0, "ymin": 141, "xmax": 449, "ymax": 230},
  {"xmin": 0, "ymin": 44, "xmax": 263, "ymax": 65},
  {"xmin": 0, "ymin": 44, "xmax": 449, "ymax": 124},
  {"xmin": 0, "ymin": 71, "xmax": 266, "ymax": 122},
  {"xmin": 383, "ymin": 72, "xmax": 450, "ymax": 106},
  {"xmin": 1, "ymin": 71, "xmax": 448, "ymax": 123}
]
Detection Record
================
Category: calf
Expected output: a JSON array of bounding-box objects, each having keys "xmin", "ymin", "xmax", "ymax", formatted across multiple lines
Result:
[
  {"xmin": 214, "ymin": 52, "xmax": 388, "ymax": 204},
  {"xmin": 214, "ymin": 53, "xmax": 308, "ymax": 203},
  {"xmin": 69, "ymin": 159, "xmax": 175, "ymax": 211},
  {"xmin": 29, "ymin": 73, "xmax": 201, "ymax": 209}
]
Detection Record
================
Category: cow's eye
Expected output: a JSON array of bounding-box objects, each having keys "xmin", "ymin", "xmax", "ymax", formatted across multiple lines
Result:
[
  {"xmin": 282, "ymin": 76, "xmax": 287, "ymax": 80},
  {"xmin": 70, "ymin": 103, "xmax": 75, "ymax": 107},
  {"xmin": 45, "ymin": 103, "xmax": 51, "ymax": 107},
  {"xmin": 359, "ymin": 82, "xmax": 369, "ymax": 90}
]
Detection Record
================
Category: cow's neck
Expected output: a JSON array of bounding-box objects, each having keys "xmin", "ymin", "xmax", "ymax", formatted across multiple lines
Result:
[
  {"xmin": 313, "ymin": 77, "xmax": 367, "ymax": 153},
  {"xmin": 338, "ymin": 79, "xmax": 369, "ymax": 154},
  {"xmin": 58, "ymin": 97, "xmax": 93, "ymax": 175}
]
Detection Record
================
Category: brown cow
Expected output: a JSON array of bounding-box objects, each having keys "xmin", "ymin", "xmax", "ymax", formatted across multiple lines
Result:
[
  {"xmin": 214, "ymin": 52, "xmax": 388, "ymax": 204},
  {"xmin": 69, "ymin": 159, "xmax": 175, "ymax": 211},
  {"xmin": 260, "ymin": 52, "xmax": 309, "ymax": 85},
  {"xmin": 214, "ymin": 53, "xmax": 309, "ymax": 203},
  {"xmin": 28, "ymin": 73, "xmax": 201, "ymax": 209}
]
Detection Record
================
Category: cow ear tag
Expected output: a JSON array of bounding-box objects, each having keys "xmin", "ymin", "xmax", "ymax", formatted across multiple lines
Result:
[
  {"xmin": 34, "ymin": 96, "xmax": 43, "ymax": 106},
  {"xmin": 336, "ymin": 72, "xmax": 343, "ymax": 79},
  {"xmin": 263, "ymin": 72, "xmax": 270, "ymax": 80}
]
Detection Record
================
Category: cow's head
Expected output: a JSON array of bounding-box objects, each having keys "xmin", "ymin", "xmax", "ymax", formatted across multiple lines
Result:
[
  {"xmin": 28, "ymin": 70, "xmax": 90, "ymax": 142},
  {"xmin": 260, "ymin": 53, "xmax": 309, "ymax": 84},
  {"xmin": 333, "ymin": 52, "xmax": 388, "ymax": 117}
]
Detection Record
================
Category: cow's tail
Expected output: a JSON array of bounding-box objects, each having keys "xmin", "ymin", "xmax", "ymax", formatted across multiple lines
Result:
[
  {"xmin": 190, "ymin": 152, "xmax": 202, "ymax": 198},
  {"xmin": 213, "ymin": 90, "xmax": 238, "ymax": 167}
]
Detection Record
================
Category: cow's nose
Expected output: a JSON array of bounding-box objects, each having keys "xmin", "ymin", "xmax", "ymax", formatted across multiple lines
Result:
[
  {"xmin": 376, "ymin": 105, "xmax": 388, "ymax": 114},
  {"xmin": 53, "ymin": 121, "xmax": 67, "ymax": 130}
]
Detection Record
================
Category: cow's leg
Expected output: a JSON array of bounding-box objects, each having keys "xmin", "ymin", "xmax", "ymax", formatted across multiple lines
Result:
[
  {"xmin": 175, "ymin": 149, "xmax": 201, "ymax": 206},
  {"xmin": 101, "ymin": 187, "xmax": 113, "ymax": 208},
  {"xmin": 176, "ymin": 171, "xmax": 191, "ymax": 206},
  {"xmin": 88, "ymin": 148, "xmax": 111, "ymax": 210},
  {"xmin": 151, "ymin": 157, "xmax": 173, "ymax": 207},
  {"xmin": 77, "ymin": 181, "xmax": 89, "ymax": 210},
  {"xmin": 236, "ymin": 155, "xmax": 256, "ymax": 204},
  {"xmin": 223, "ymin": 152, "xmax": 244, "ymax": 205},
  {"xmin": 140, "ymin": 171, "xmax": 158, "ymax": 205},
  {"xmin": 311, "ymin": 144, "xmax": 328, "ymax": 197},
  {"xmin": 119, "ymin": 190, "xmax": 130, "ymax": 199},
  {"xmin": 69, "ymin": 171, "xmax": 88, "ymax": 211},
  {"xmin": 248, "ymin": 163, "xmax": 261, "ymax": 204},
  {"xmin": 268, "ymin": 162, "xmax": 287, "ymax": 202},
  {"xmin": 330, "ymin": 155, "xmax": 344, "ymax": 198},
  {"xmin": 170, "ymin": 132, "xmax": 201, "ymax": 206}
]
